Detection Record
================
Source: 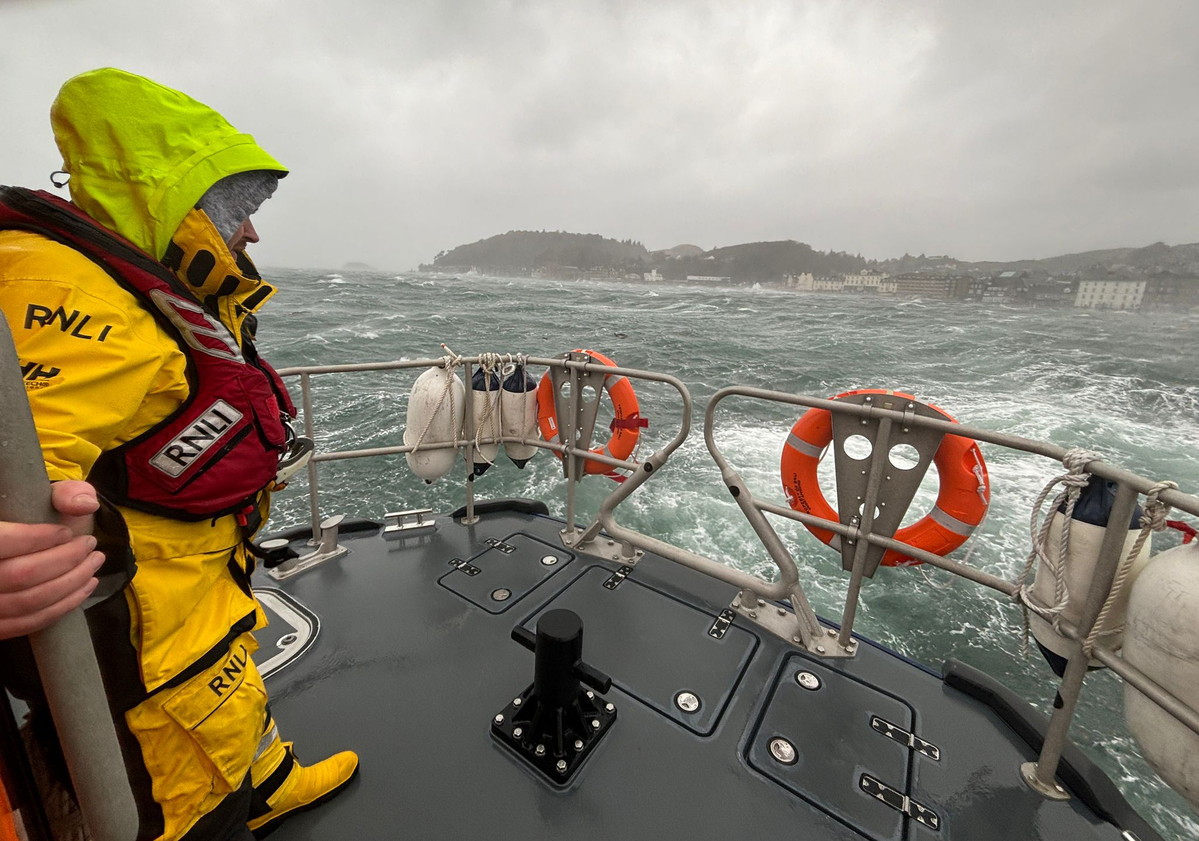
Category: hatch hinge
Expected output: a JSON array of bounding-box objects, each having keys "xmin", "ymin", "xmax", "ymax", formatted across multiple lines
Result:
[
  {"xmin": 870, "ymin": 715, "xmax": 940, "ymax": 761},
  {"xmin": 448, "ymin": 558, "xmax": 481, "ymax": 576},
  {"xmin": 485, "ymin": 537, "xmax": 516, "ymax": 554},
  {"xmin": 603, "ymin": 566, "xmax": 634, "ymax": 590},
  {"xmin": 859, "ymin": 774, "xmax": 941, "ymax": 831},
  {"xmin": 707, "ymin": 608, "xmax": 736, "ymax": 639}
]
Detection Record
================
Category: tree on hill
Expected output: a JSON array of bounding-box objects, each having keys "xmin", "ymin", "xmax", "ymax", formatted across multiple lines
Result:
[{"xmin": 433, "ymin": 231, "xmax": 649, "ymax": 270}]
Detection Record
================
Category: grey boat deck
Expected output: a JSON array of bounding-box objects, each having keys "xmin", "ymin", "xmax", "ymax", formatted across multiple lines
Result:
[{"xmin": 254, "ymin": 504, "xmax": 1149, "ymax": 841}]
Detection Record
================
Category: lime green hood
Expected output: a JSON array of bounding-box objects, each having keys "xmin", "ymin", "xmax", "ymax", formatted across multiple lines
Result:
[{"xmin": 50, "ymin": 68, "xmax": 287, "ymax": 260}]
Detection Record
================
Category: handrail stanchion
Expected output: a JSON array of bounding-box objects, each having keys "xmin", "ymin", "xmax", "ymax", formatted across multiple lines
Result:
[
  {"xmin": 1021, "ymin": 480, "xmax": 1140, "ymax": 799},
  {"xmin": 0, "ymin": 318, "xmax": 139, "ymax": 840},
  {"xmin": 562, "ymin": 359, "xmax": 582, "ymax": 541},
  {"xmin": 300, "ymin": 372, "xmax": 321, "ymax": 542},
  {"xmin": 461, "ymin": 359, "xmax": 478, "ymax": 524}
]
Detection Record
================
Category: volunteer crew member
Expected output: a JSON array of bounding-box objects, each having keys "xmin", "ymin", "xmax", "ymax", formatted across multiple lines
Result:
[{"xmin": 0, "ymin": 68, "xmax": 357, "ymax": 841}]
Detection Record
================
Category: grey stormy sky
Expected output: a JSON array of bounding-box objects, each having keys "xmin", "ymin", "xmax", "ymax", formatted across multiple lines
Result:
[{"xmin": 2, "ymin": 0, "xmax": 1197, "ymax": 271}]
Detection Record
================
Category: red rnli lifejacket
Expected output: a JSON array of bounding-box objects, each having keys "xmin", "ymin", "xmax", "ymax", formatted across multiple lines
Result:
[{"xmin": 0, "ymin": 186, "xmax": 295, "ymax": 521}]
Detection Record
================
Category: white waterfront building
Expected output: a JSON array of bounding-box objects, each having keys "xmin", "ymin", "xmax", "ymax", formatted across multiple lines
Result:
[
  {"xmin": 1074, "ymin": 279, "xmax": 1146, "ymax": 310},
  {"xmin": 784, "ymin": 272, "xmax": 815, "ymax": 290},
  {"xmin": 643, "ymin": 269, "xmax": 663, "ymax": 282}
]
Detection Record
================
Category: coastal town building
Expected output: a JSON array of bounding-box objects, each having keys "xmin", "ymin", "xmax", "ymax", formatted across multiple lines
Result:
[
  {"xmin": 842, "ymin": 271, "xmax": 891, "ymax": 293},
  {"xmin": 891, "ymin": 273, "xmax": 970, "ymax": 300},
  {"xmin": 1074, "ymin": 279, "xmax": 1146, "ymax": 310},
  {"xmin": 643, "ymin": 269, "xmax": 663, "ymax": 282},
  {"xmin": 1143, "ymin": 273, "xmax": 1199, "ymax": 308},
  {"xmin": 686, "ymin": 275, "xmax": 733, "ymax": 282}
]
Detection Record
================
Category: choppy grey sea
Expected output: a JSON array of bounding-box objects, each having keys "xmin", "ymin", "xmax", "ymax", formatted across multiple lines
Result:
[{"xmin": 258, "ymin": 268, "xmax": 1198, "ymax": 838}]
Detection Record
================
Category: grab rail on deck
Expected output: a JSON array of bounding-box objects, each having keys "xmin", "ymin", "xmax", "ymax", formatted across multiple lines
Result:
[
  {"xmin": 276, "ymin": 353, "xmax": 691, "ymax": 555},
  {"xmin": 689, "ymin": 388, "xmax": 1199, "ymax": 801},
  {"xmin": 277, "ymin": 356, "xmax": 1199, "ymax": 804}
]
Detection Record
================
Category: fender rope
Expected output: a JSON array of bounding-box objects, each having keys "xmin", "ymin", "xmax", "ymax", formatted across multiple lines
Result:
[
  {"xmin": 1082, "ymin": 480, "xmax": 1177, "ymax": 656},
  {"xmin": 410, "ymin": 345, "xmax": 463, "ymax": 454},
  {"xmin": 1011, "ymin": 448, "xmax": 1102, "ymax": 656}
]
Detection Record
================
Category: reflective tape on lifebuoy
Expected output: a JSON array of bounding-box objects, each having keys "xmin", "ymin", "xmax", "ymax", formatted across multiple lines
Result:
[
  {"xmin": 537, "ymin": 350, "xmax": 645, "ymax": 476},
  {"xmin": 781, "ymin": 388, "xmax": 990, "ymax": 567}
]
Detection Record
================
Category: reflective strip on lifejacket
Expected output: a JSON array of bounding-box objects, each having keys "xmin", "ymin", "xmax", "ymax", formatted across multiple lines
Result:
[
  {"xmin": 785, "ymin": 432, "xmax": 823, "ymax": 458},
  {"xmin": 929, "ymin": 506, "xmax": 977, "ymax": 537},
  {"xmin": 254, "ymin": 722, "xmax": 280, "ymax": 761}
]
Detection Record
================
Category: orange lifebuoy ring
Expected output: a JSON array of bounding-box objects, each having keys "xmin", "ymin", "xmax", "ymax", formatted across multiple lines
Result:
[
  {"xmin": 537, "ymin": 350, "xmax": 646, "ymax": 476},
  {"xmin": 781, "ymin": 389, "xmax": 989, "ymax": 567}
]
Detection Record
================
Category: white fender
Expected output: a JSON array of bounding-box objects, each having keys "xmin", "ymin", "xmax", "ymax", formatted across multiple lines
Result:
[
  {"xmin": 403, "ymin": 366, "xmax": 464, "ymax": 483},
  {"xmin": 1123, "ymin": 541, "xmax": 1199, "ymax": 811},
  {"xmin": 471, "ymin": 369, "xmax": 502, "ymax": 476},
  {"xmin": 1029, "ymin": 512, "xmax": 1152, "ymax": 667},
  {"xmin": 500, "ymin": 365, "xmax": 539, "ymax": 468}
]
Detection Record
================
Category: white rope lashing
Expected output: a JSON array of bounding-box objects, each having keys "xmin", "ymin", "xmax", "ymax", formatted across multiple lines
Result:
[
  {"xmin": 1011, "ymin": 447, "xmax": 1102, "ymax": 655},
  {"xmin": 1082, "ymin": 480, "xmax": 1177, "ymax": 656},
  {"xmin": 471, "ymin": 352, "xmax": 504, "ymax": 468},
  {"xmin": 410, "ymin": 345, "xmax": 462, "ymax": 454}
]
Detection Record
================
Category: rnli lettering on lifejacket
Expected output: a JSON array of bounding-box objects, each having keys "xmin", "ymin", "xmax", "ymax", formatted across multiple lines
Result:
[
  {"xmin": 24, "ymin": 303, "xmax": 112, "ymax": 342},
  {"xmin": 150, "ymin": 400, "xmax": 245, "ymax": 478},
  {"xmin": 208, "ymin": 643, "xmax": 250, "ymax": 697}
]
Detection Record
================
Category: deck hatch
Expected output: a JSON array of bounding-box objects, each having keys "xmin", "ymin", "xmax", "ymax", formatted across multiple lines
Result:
[
  {"xmin": 253, "ymin": 588, "xmax": 319, "ymax": 679},
  {"xmin": 522, "ymin": 565, "xmax": 756, "ymax": 736},
  {"xmin": 747, "ymin": 654, "xmax": 915, "ymax": 841},
  {"xmin": 439, "ymin": 533, "xmax": 572, "ymax": 613}
]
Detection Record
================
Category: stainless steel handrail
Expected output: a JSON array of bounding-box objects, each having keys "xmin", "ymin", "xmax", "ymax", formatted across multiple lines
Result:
[
  {"xmin": 275, "ymin": 353, "xmax": 691, "ymax": 537},
  {"xmin": 275, "ymin": 355, "xmax": 1199, "ymax": 804},
  {"xmin": 693, "ymin": 386, "xmax": 1199, "ymax": 801}
]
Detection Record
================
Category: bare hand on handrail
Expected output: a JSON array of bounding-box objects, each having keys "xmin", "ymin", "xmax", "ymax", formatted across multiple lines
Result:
[{"xmin": 0, "ymin": 480, "xmax": 103, "ymax": 640}]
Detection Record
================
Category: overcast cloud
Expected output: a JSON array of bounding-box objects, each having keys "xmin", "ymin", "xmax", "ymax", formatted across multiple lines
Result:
[{"xmin": 2, "ymin": 0, "xmax": 1197, "ymax": 270}]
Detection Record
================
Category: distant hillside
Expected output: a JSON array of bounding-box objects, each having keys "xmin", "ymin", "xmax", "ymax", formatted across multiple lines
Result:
[
  {"xmin": 430, "ymin": 231, "xmax": 648, "ymax": 270},
  {"xmin": 655, "ymin": 243, "xmax": 704, "ymax": 258},
  {"xmin": 693, "ymin": 240, "xmax": 869, "ymax": 280},
  {"xmin": 424, "ymin": 230, "xmax": 1199, "ymax": 281}
]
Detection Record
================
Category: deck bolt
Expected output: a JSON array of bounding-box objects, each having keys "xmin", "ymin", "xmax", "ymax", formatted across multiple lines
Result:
[
  {"xmin": 777, "ymin": 608, "xmax": 786, "ymax": 616},
  {"xmin": 586, "ymin": 691, "xmax": 594, "ymax": 699},
  {"xmin": 513, "ymin": 697, "xmax": 522, "ymax": 707},
  {"xmin": 749, "ymin": 611, "xmax": 757, "ymax": 619},
  {"xmin": 556, "ymin": 760, "xmax": 568, "ymax": 774},
  {"xmin": 769, "ymin": 738, "xmax": 797, "ymax": 765},
  {"xmin": 574, "ymin": 739, "xmax": 584, "ymax": 750},
  {"xmin": 795, "ymin": 671, "xmax": 821, "ymax": 691},
  {"xmin": 827, "ymin": 628, "xmax": 836, "ymax": 637},
  {"xmin": 792, "ymin": 635, "xmax": 801, "ymax": 643},
  {"xmin": 493, "ymin": 714, "xmax": 504, "ymax": 725},
  {"xmin": 817, "ymin": 645, "xmax": 826, "ymax": 654},
  {"xmin": 513, "ymin": 727, "xmax": 523, "ymax": 738},
  {"xmin": 757, "ymin": 599, "xmax": 765, "ymax": 608},
  {"xmin": 535, "ymin": 744, "xmax": 546, "ymax": 757},
  {"xmin": 605, "ymin": 703, "xmax": 615, "ymax": 712},
  {"xmin": 592, "ymin": 719, "xmax": 601, "ymax": 730}
]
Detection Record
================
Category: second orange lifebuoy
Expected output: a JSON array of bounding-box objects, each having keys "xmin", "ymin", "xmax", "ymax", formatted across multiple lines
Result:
[
  {"xmin": 537, "ymin": 350, "xmax": 645, "ymax": 475},
  {"xmin": 781, "ymin": 388, "xmax": 990, "ymax": 567}
]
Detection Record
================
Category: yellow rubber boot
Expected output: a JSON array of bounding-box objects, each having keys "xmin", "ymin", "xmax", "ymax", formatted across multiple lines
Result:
[{"xmin": 247, "ymin": 734, "xmax": 359, "ymax": 838}]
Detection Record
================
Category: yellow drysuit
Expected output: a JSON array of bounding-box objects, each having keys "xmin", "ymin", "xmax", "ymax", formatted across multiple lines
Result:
[{"xmin": 0, "ymin": 68, "xmax": 290, "ymax": 840}]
